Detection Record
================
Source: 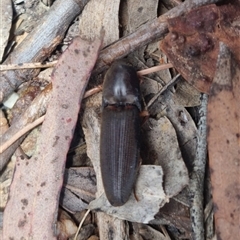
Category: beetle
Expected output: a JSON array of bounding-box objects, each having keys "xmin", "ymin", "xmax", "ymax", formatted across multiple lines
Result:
[{"xmin": 100, "ymin": 61, "xmax": 141, "ymax": 206}]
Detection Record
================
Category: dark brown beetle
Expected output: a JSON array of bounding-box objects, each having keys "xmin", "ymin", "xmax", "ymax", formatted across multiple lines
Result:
[{"xmin": 100, "ymin": 61, "xmax": 141, "ymax": 206}]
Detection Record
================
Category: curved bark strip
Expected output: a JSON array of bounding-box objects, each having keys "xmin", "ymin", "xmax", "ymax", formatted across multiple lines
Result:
[
  {"xmin": 3, "ymin": 37, "xmax": 102, "ymax": 240},
  {"xmin": 208, "ymin": 42, "xmax": 240, "ymax": 240}
]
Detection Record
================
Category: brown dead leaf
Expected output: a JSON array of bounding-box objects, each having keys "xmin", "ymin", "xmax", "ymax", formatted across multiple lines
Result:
[
  {"xmin": 161, "ymin": 2, "xmax": 240, "ymax": 93},
  {"xmin": 155, "ymin": 198, "xmax": 192, "ymax": 239},
  {"xmin": 57, "ymin": 209, "xmax": 77, "ymax": 240},
  {"xmin": 3, "ymin": 36, "xmax": 102, "ymax": 239},
  {"xmin": 207, "ymin": 42, "xmax": 240, "ymax": 240}
]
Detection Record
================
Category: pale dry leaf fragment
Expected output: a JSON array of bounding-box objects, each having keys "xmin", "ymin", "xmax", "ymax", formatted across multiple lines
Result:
[
  {"xmin": 0, "ymin": 109, "xmax": 8, "ymax": 133},
  {"xmin": 60, "ymin": 188, "xmax": 88, "ymax": 213},
  {"xmin": 0, "ymin": 0, "xmax": 12, "ymax": 62},
  {"xmin": 79, "ymin": 0, "xmax": 120, "ymax": 47},
  {"xmin": 138, "ymin": 224, "xmax": 169, "ymax": 240},
  {"xmin": 89, "ymin": 165, "xmax": 167, "ymax": 224},
  {"xmin": 20, "ymin": 127, "xmax": 41, "ymax": 157},
  {"xmin": 3, "ymin": 36, "xmax": 102, "ymax": 239},
  {"xmin": 121, "ymin": 0, "xmax": 158, "ymax": 35},
  {"xmin": 88, "ymin": 236, "xmax": 99, "ymax": 240},
  {"xmin": 173, "ymin": 78, "xmax": 201, "ymax": 107},
  {"xmin": 164, "ymin": 100, "xmax": 198, "ymax": 171},
  {"xmin": 141, "ymin": 117, "xmax": 189, "ymax": 197},
  {"xmin": 63, "ymin": 167, "xmax": 97, "ymax": 203}
]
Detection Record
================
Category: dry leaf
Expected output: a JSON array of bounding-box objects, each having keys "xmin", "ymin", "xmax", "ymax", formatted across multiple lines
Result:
[
  {"xmin": 0, "ymin": 84, "xmax": 52, "ymax": 171},
  {"xmin": 161, "ymin": 3, "xmax": 240, "ymax": 237},
  {"xmin": 0, "ymin": 0, "xmax": 12, "ymax": 62},
  {"xmin": 121, "ymin": 0, "xmax": 158, "ymax": 35},
  {"xmin": 75, "ymin": 224, "xmax": 95, "ymax": 240},
  {"xmin": 155, "ymin": 198, "xmax": 192, "ymax": 239},
  {"xmin": 207, "ymin": 42, "xmax": 240, "ymax": 240},
  {"xmin": 173, "ymin": 78, "xmax": 201, "ymax": 107},
  {"xmin": 63, "ymin": 167, "xmax": 96, "ymax": 203},
  {"xmin": 60, "ymin": 167, "xmax": 97, "ymax": 212},
  {"xmin": 0, "ymin": 0, "xmax": 90, "ymax": 103},
  {"xmin": 3, "ymin": 36, "xmax": 102, "ymax": 239},
  {"xmin": 79, "ymin": 0, "xmax": 120, "ymax": 47},
  {"xmin": 138, "ymin": 224, "xmax": 168, "ymax": 240},
  {"xmin": 141, "ymin": 117, "xmax": 189, "ymax": 197},
  {"xmin": 161, "ymin": 2, "xmax": 240, "ymax": 93},
  {"xmin": 164, "ymin": 100, "xmax": 198, "ymax": 172},
  {"xmin": 57, "ymin": 209, "xmax": 77, "ymax": 240},
  {"xmin": 60, "ymin": 188, "xmax": 88, "ymax": 213},
  {"xmin": 89, "ymin": 165, "xmax": 167, "ymax": 223}
]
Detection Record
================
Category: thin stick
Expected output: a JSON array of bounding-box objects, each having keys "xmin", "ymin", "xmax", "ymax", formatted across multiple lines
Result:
[
  {"xmin": 73, "ymin": 209, "xmax": 91, "ymax": 240},
  {"xmin": 94, "ymin": 0, "xmax": 221, "ymax": 74},
  {"xmin": 84, "ymin": 85, "xmax": 102, "ymax": 98},
  {"xmin": 0, "ymin": 61, "xmax": 57, "ymax": 71},
  {"xmin": 0, "ymin": 115, "xmax": 45, "ymax": 154},
  {"xmin": 137, "ymin": 63, "xmax": 173, "ymax": 76},
  {"xmin": 83, "ymin": 64, "xmax": 174, "ymax": 99},
  {"xmin": 189, "ymin": 93, "xmax": 208, "ymax": 239},
  {"xmin": 147, "ymin": 74, "xmax": 180, "ymax": 109}
]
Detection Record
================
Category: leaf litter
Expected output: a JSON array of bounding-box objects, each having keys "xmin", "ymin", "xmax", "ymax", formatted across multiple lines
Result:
[
  {"xmin": 0, "ymin": 0, "xmax": 239, "ymax": 239},
  {"xmin": 3, "ymin": 36, "xmax": 102, "ymax": 239}
]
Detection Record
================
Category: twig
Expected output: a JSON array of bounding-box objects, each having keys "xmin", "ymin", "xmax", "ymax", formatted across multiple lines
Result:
[
  {"xmin": 84, "ymin": 85, "xmax": 102, "ymax": 98},
  {"xmin": 0, "ymin": 115, "xmax": 45, "ymax": 154},
  {"xmin": 0, "ymin": 84, "xmax": 51, "ymax": 172},
  {"xmin": 0, "ymin": 0, "xmax": 90, "ymax": 103},
  {"xmin": 94, "ymin": 0, "xmax": 222, "ymax": 74},
  {"xmin": 73, "ymin": 209, "xmax": 91, "ymax": 240},
  {"xmin": 189, "ymin": 93, "xmax": 208, "ymax": 240},
  {"xmin": 0, "ymin": 61, "xmax": 57, "ymax": 71},
  {"xmin": 146, "ymin": 74, "xmax": 180, "ymax": 109},
  {"xmin": 83, "ymin": 64, "xmax": 174, "ymax": 99},
  {"xmin": 137, "ymin": 63, "xmax": 173, "ymax": 76},
  {"xmin": 204, "ymin": 199, "xmax": 213, "ymax": 222}
]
